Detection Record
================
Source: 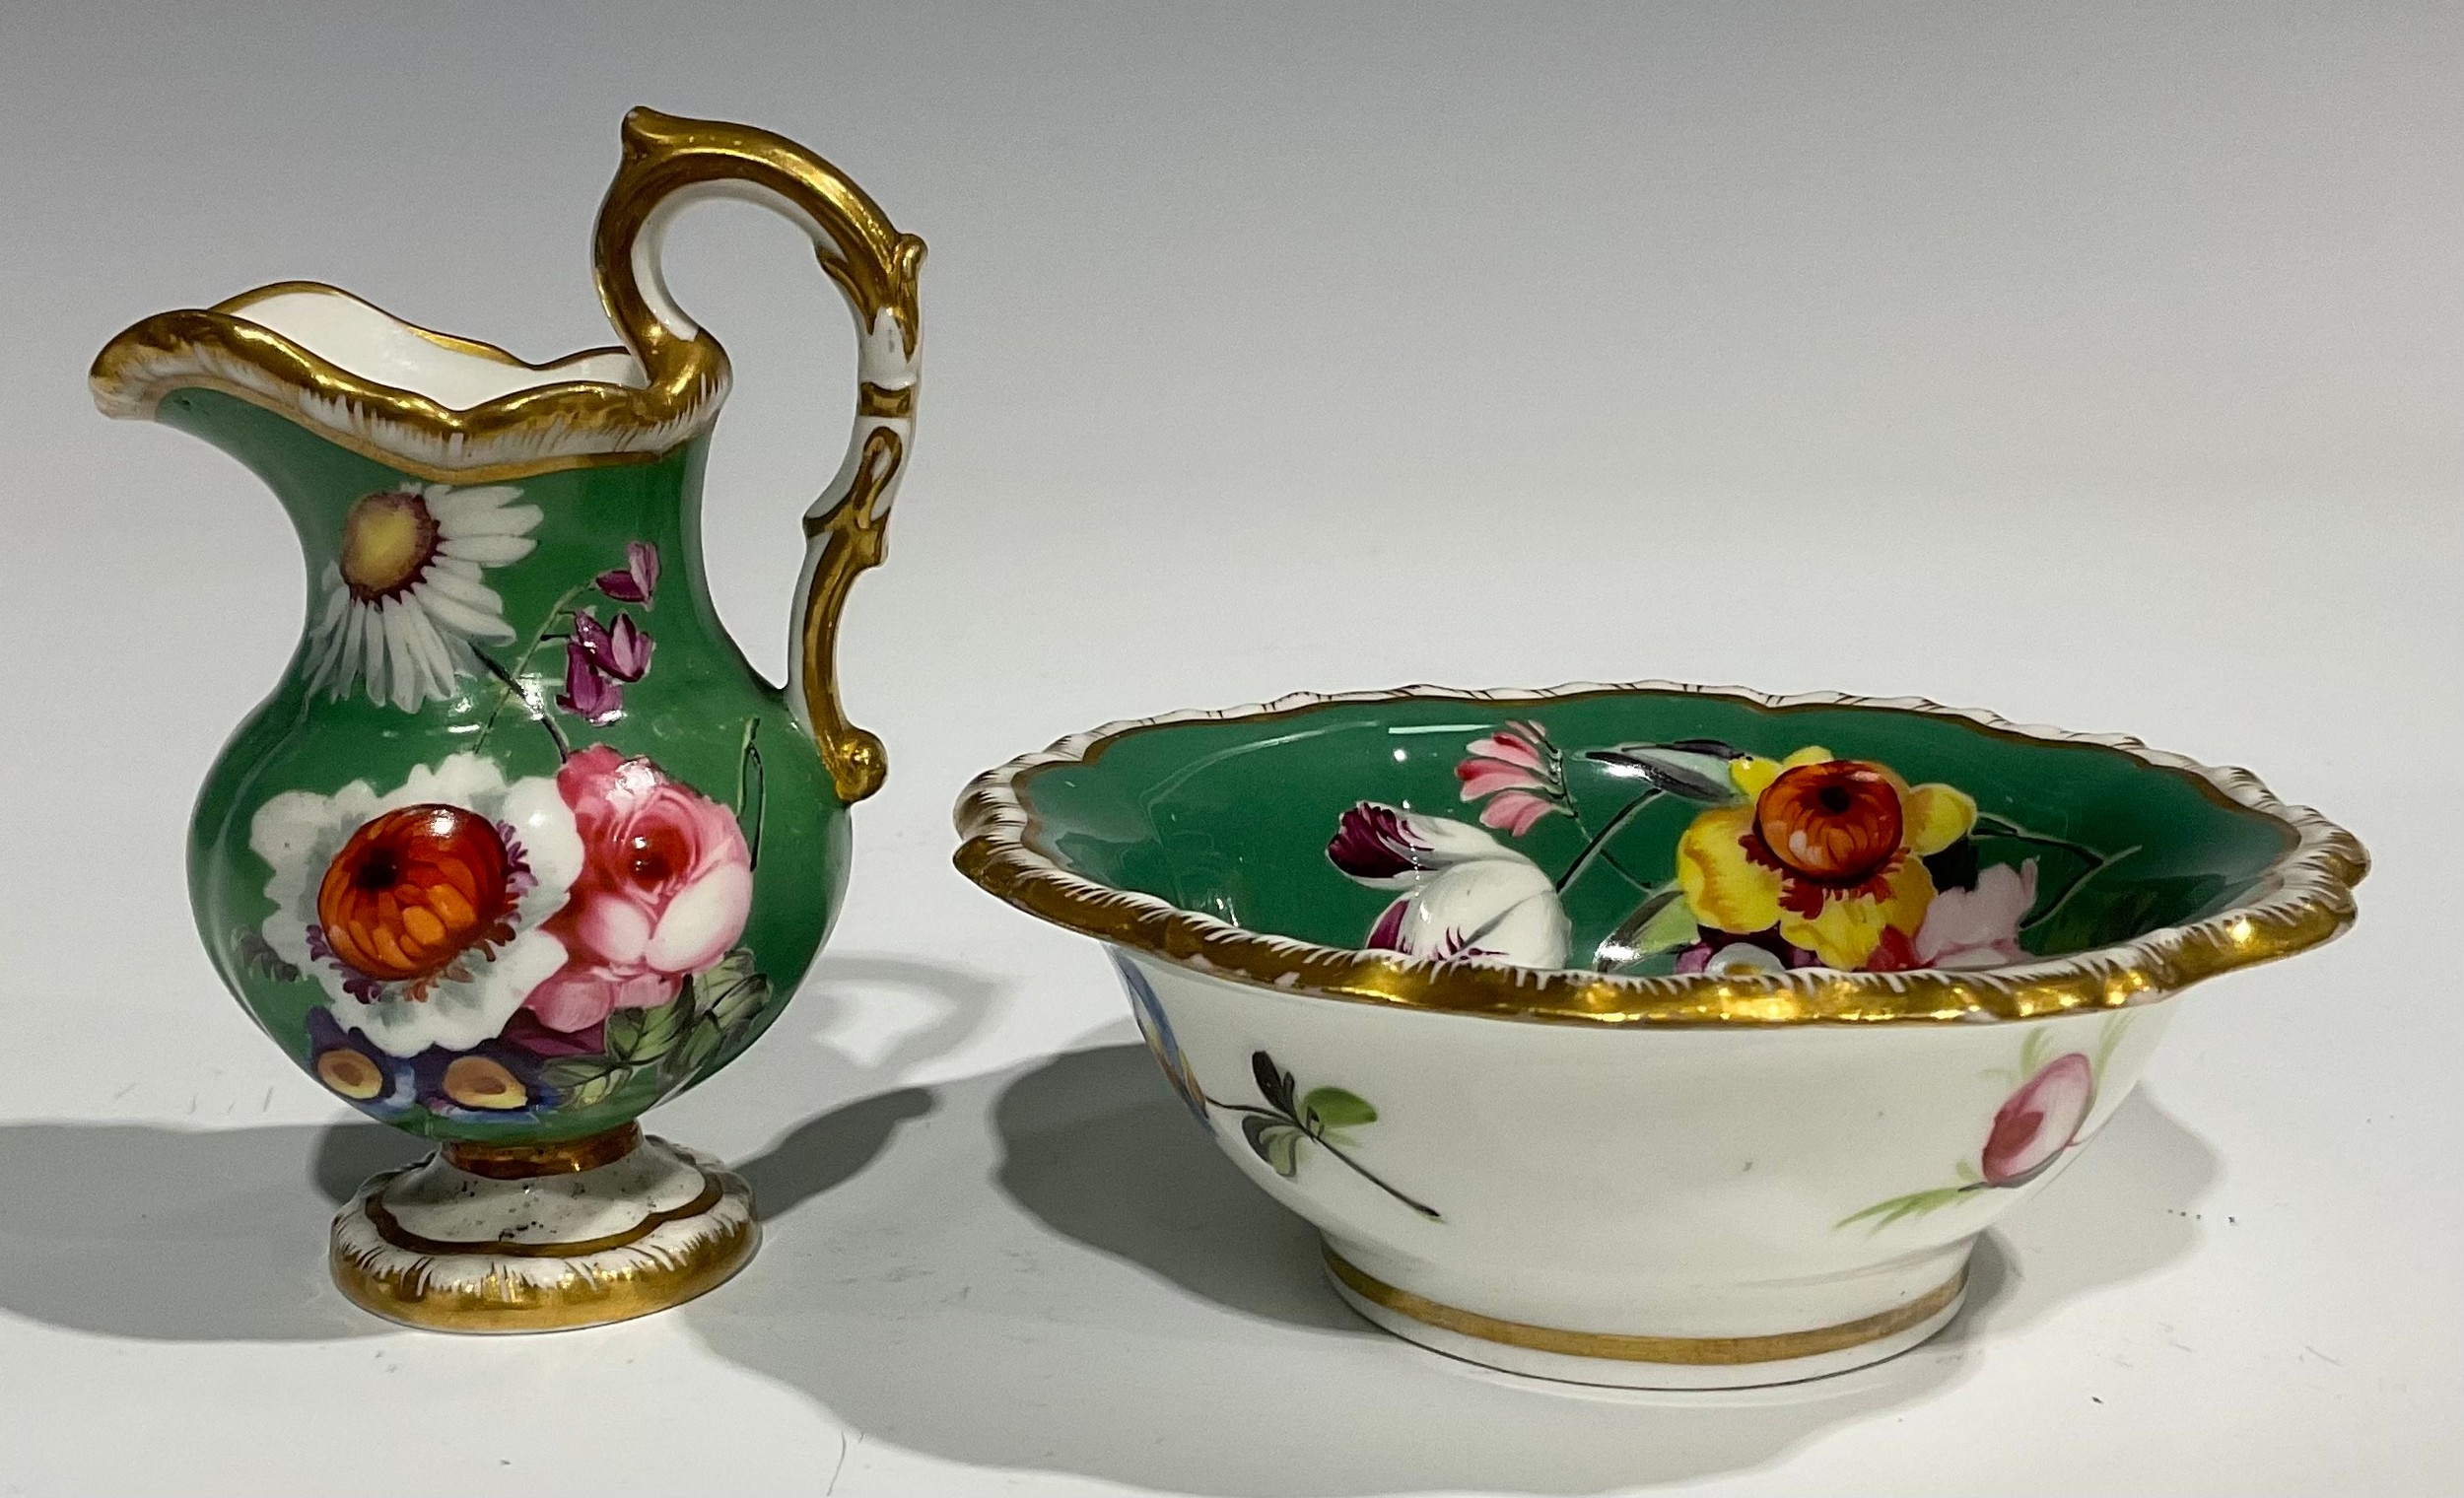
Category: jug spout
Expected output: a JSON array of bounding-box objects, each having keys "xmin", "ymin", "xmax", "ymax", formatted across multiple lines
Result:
[
  {"xmin": 90, "ymin": 107, "xmax": 924, "ymax": 804},
  {"xmin": 90, "ymin": 280, "xmax": 717, "ymax": 483}
]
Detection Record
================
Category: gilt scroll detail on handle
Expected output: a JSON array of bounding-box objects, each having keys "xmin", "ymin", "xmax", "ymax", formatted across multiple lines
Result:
[{"xmin": 591, "ymin": 105, "xmax": 924, "ymax": 804}]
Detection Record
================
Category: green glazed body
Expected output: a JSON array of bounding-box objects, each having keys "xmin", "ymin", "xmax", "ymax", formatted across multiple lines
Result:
[{"xmin": 173, "ymin": 391, "xmax": 846, "ymax": 1144}]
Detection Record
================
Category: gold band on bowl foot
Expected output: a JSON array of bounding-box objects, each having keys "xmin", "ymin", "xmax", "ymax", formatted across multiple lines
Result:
[
  {"xmin": 1325, "ymin": 1248, "xmax": 1966, "ymax": 1388},
  {"xmin": 330, "ymin": 1135, "xmax": 757, "ymax": 1332}
]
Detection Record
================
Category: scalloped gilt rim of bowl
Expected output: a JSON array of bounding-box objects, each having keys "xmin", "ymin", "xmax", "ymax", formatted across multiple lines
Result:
[{"xmin": 952, "ymin": 681, "xmax": 2368, "ymax": 1027}]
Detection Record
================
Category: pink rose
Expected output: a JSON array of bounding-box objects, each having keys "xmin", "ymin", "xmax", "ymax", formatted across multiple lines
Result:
[
  {"xmin": 1980, "ymin": 1052, "xmax": 2093, "ymax": 1186},
  {"xmin": 1915, "ymin": 859, "xmax": 2038, "ymax": 969},
  {"xmin": 522, "ymin": 746, "xmax": 753, "ymax": 1032}
]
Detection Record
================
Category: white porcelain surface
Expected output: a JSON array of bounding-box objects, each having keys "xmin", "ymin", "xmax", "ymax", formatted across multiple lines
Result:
[
  {"xmin": 376, "ymin": 1134, "xmax": 713, "ymax": 1246},
  {"xmin": 1123, "ymin": 949, "xmax": 2173, "ymax": 1381},
  {"xmin": 331, "ymin": 1137, "xmax": 753, "ymax": 1311}
]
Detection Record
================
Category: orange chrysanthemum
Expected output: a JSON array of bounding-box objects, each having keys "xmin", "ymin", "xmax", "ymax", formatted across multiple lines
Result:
[
  {"xmin": 1676, "ymin": 746, "xmax": 1975, "ymax": 970},
  {"xmin": 314, "ymin": 803, "xmax": 517, "ymax": 994}
]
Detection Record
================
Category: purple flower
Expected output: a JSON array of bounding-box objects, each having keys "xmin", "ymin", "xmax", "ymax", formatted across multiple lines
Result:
[
  {"xmin": 556, "ymin": 637, "xmax": 625, "ymax": 724},
  {"xmin": 1328, "ymin": 803, "xmax": 1426, "ymax": 883},
  {"xmin": 303, "ymin": 1006, "xmax": 417, "ymax": 1118},
  {"xmin": 304, "ymin": 924, "xmax": 384, "ymax": 1002},
  {"xmin": 572, "ymin": 609, "xmax": 653, "ymax": 683},
  {"xmin": 594, "ymin": 541, "xmax": 660, "ymax": 605},
  {"xmin": 1327, "ymin": 803, "xmax": 1570, "ymax": 969}
]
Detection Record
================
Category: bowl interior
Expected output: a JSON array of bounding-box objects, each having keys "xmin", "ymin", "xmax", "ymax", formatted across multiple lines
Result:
[{"xmin": 1013, "ymin": 691, "xmax": 2297, "ymax": 974}]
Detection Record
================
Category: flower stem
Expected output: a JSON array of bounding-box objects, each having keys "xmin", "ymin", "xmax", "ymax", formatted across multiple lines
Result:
[
  {"xmin": 736, "ymin": 715, "xmax": 765, "ymax": 869},
  {"xmin": 1558, "ymin": 791, "xmax": 1660, "ymax": 893},
  {"xmin": 476, "ymin": 581, "xmax": 589, "ymax": 749},
  {"xmin": 1206, "ymin": 1101, "xmax": 1443, "ymax": 1220},
  {"xmin": 1310, "ymin": 1132, "xmax": 1444, "ymax": 1220},
  {"xmin": 473, "ymin": 648, "xmax": 572, "ymax": 761}
]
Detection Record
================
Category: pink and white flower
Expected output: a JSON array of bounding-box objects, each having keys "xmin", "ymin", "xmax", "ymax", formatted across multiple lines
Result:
[
  {"xmin": 1981, "ymin": 1051, "xmax": 2094, "ymax": 1186},
  {"xmin": 522, "ymin": 746, "xmax": 754, "ymax": 1033},
  {"xmin": 1915, "ymin": 859, "xmax": 2038, "ymax": 969},
  {"xmin": 1328, "ymin": 803, "xmax": 1569, "ymax": 967},
  {"xmin": 1455, "ymin": 720, "xmax": 1567, "ymax": 836}
]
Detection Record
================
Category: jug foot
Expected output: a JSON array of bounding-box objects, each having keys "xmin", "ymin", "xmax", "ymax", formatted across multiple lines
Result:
[
  {"xmin": 329, "ymin": 1128, "xmax": 756, "ymax": 1332},
  {"xmin": 1324, "ymin": 1247, "xmax": 1966, "ymax": 1390}
]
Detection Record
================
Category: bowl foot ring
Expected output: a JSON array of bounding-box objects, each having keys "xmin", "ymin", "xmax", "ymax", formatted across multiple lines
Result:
[
  {"xmin": 1325, "ymin": 1247, "xmax": 1966, "ymax": 1390},
  {"xmin": 331, "ymin": 1132, "xmax": 757, "ymax": 1332}
]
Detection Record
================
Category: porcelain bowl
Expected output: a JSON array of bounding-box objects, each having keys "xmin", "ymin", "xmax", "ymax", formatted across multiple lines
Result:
[{"xmin": 953, "ymin": 683, "xmax": 2365, "ymax": 1388}]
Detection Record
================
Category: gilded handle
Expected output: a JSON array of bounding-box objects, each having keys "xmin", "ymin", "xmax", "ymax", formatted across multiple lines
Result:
[{"xmin": 591, "ymin": 106, "xmax": 924, "ymax": 803}]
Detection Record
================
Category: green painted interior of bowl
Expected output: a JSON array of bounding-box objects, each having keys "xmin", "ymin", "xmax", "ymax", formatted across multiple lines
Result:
[{"xmin": 1015, "ymin": 691, "xmax": 2295, "ymax": 972}]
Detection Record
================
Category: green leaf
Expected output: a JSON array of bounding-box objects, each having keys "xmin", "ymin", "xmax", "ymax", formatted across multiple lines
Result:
[
  {"xmin": 233, "ymin": 930, "xmax": 303, "ymax": 984},
  {"xmin": 2092, "ymin": 1012, "xmax": 2134, "ymax": 1076},
  {"xmin": 1265, "ymin": 1127, "xmax": 1303, "ymax": 1178},
  {"xmin": 571, "ymin": 1068, "xmax": 630, "ymax": 1109},
  {"xmin": 693, "ymin": 949, "xmax": 772, "ymax": 1028},
  {"xmin": 1835, "ymin": 1185, "xmax": 1973, "ymax": 1232},
  {"xmin": 606, "ymin": 996, "xmax": 689, "ymax": 1063},
  {"xmin": 2017, "ymin": 1025, "xmax": 2052, "ymax": 1081},
  {"xmin": 669, "ymin": 1015, "xmax": 725, "ymax": 1078},
  {"xmin": 1594, "ymin": 887, "xmax": 1687, "ymax": 970},
  {"xmin": 1634, "ymin": 891, "xmax": 1700, "ymax": 952},
  {"xmin": 1301, "ymin": 1086, "xmax": 1376, "ymax": 1131},
  {"xmin": 540, "ymin": 1056, "xmax": 620, "ymax": 1091},
  {"xmin": 1241, "ymin": 1115, "xmax": 1306, "ymax": 1178},
  {"xmin": 1582, "ymin": 742, "xmax": 1745, "ymax": 803},
  {"xmin": 1251, "ymin": 1052, "xmax": 1296, "ymax": 1115}
]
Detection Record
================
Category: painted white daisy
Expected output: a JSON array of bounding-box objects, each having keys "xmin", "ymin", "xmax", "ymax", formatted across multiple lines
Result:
[
  {"xmin": 301, "ymin": 483, "xmax": 543, "ymax": 712},
  {"xmin": 251, "ymin": 753, "xmax": 583, "ymax": 1056}
]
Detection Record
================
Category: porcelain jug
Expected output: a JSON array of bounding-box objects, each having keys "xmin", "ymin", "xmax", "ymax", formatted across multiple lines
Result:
[{"xmin": 90, "ymin": 108, "xmax": 923, "ymax": 1330}]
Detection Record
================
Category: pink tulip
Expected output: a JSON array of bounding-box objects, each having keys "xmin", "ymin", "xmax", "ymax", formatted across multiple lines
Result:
[
  {"xmin": 1458, "ymin": 760, "xmax": 1549, "ymax": 800},
  {"xmin": 1455, "ymin": 721, "xmax": 1565, "ymax": 835},
  {"xmin": 1478, "ymin": 788, "xmax": 1559, "ymax": 836},
  {"xmin": 522, "ymin": 747, "xmax": 753, "ymax": 1032},
  {"xmin": 1981, "ymin": 1052, "xmax": 2094, "ymax": 1186},
  {"xmin": 1465, "ymin": 724, "xmax": 1546, "ymax": 770}
]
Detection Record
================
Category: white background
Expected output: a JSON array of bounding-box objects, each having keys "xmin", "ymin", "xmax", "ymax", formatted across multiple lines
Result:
[{"xmin": 1, "ymin": 4, "xmax": 2456, "ymax": 1494}]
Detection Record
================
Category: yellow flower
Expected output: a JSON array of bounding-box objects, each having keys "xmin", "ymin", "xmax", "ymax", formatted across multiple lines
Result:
[{"xmin": 1675, "ymin": 746, "xmax": 1976, "ymax": 970}]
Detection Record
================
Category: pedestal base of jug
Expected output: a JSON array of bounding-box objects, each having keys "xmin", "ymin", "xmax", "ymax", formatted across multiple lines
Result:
[{"xmin": 329, "ymin": 1127, "xmax": 756, "ymax": 1332}]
